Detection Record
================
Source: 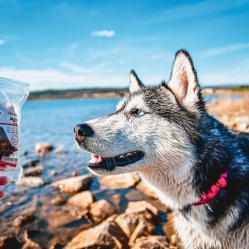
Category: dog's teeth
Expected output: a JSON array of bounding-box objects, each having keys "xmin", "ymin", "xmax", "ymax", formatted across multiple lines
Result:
[{"xmin": 98, "ymin": 156, "xmax": 102, "ymax": 163}]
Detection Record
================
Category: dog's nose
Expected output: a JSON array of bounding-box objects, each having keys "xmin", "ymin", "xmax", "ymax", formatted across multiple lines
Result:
[{"xmin": 74, "ymin": 123, "xmax": 94, "ymax": 142}]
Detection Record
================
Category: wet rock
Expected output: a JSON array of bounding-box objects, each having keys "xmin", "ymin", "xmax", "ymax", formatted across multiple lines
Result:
[
  {"xmin": 13, "ymin": 214, "xmax": 36, "ymax": 227},
  {"xmin": 129, "ymin": 218, "xmax": 156, "ymax": 245},
  {"xmin": 0, "ymin": 235, "xmax": 19, "ymax": 249},
  {"xmin": 16, "ymin": 177, "xmax": 45, "ymax": 188},
  {"xmin": 131, "ymin": 236, "xmax": 169, "ymax": 249},
  {"xmin": 51, "ymin": 195, "xmax": 67, "ymax": 205},
  {"xmin": 51, "ymin": 174, "xmax": 93, "ymax": 194},
  {"xmin": 115, "ymin": 213, "xmax": 140, "ymax": 237},
  {"xmin": 68, "ymin": 191, "xmax": 93, "ymax": 209},
  {"xmin": 22, "ymin": 239, "xmax": 42, "ymax": 249},
  {"xmin": 35, "ymin": 142, "xmax": 53, "ymax": 156},
  {"xmin": 100, "ymin": 173, "xmax": 141, "ymax": 188},
  {"xmin": 50, "ymin": 170, "xmax": 57, "ymax": 176},
  {"xmin": 22, "ymin": 159, "xmax": 40, "ymax": 168},
  {"xmin": 72, "ymin": 171, "xmax": 79, "ymax": 177},
  {"xmin": 90, "ymin": 199, "xmax": 118, "ymax": 223},
  {"xmin": 23, "ymin": 165, "xmax": 43, "ymax": 177},
  {"xmin": 136, "ymin": 180, "xmax": 158, "ymax": 199},
  {"xmin": 125, "ymin": 201, "xmax": 160, "ymax": 222},
  {"xmin": 64, "ymin": 220, "xmax": 129, "ymax": 249}
]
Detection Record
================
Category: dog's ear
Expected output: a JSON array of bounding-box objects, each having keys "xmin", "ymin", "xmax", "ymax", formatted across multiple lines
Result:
[
  {"xmin": 168, "ymin": 50, "xmax": 203, "ymax": 111},
  {"xmin": 129, "ymin": 70, "xmax": 144, "ymax": 94}
]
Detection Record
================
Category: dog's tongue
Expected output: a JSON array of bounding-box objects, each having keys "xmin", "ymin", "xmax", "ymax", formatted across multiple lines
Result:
[{"xmin": 89, "ymin": 154, "xmax": 104, "ymax": 164}]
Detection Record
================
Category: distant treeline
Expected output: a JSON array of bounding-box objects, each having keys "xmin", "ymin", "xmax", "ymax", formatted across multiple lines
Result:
[
  {"xmin": 28, "ymin": 85, "xmax": 249, "ymax": 100},
  {"xmin": 28, "ymin": 87, "xmax": 128, "ymax": 100}
]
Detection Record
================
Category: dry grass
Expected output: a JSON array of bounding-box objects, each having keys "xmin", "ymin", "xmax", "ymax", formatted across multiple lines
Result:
[
  {"xmin": 207, "ymin": 95, "xmax": 249, "ymax": 116},
  {"xmin": 207, "ymin": 95, "xmax": 249, "ymax": 132}
]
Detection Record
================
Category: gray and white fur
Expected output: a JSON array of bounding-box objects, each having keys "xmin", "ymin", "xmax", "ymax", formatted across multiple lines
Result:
[{"xmin": 74, "ymin": 50, "xmax": 249, "ymax": 249}]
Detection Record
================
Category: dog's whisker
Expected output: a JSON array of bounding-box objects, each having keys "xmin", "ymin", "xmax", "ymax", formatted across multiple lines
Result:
[
  {"xmin": 76, "ymin": 150, "xmax": 83, "ymax": 160},
  {"xmin": 69, "ymin": 143, "xmax": 78, "ymax": 153}
]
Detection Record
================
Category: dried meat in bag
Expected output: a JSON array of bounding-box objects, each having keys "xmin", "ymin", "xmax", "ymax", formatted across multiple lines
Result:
[{"xmin": 0, "ymin": 78, "xmax": 29, "ymax": 181}]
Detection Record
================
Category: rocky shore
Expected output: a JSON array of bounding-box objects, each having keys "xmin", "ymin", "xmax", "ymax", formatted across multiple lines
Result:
[
  {"xmin": 0, "ymin": 95, "xmax": 248, "ymax": 249},
  {"xmin": 0, "ymin": 155, "xmax": 182, "ymax": 249}
]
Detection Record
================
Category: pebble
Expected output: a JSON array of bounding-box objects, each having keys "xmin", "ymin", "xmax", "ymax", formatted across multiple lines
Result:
[
  {"xmin": 16, "ymin": 177, "xmax": 45, "ymax": 188},
  {"xmin": 35, "ymin": 142, "xmax": 53, "ymax": 156}
]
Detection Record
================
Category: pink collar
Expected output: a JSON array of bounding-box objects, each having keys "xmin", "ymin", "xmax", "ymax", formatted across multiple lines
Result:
[{"xmin": 193, "ymin": 171, "xmax": 228, "ymax": 206}]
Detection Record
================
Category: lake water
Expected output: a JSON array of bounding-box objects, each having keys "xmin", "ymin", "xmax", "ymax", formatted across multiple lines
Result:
[{"xmin": 0, "ymin": 95, "xmax": 236, "ymax": 246}]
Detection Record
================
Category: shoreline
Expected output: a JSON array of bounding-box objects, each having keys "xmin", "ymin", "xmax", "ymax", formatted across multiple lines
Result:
[{"xmin": 27, "ymin": 91, "xmax": 249, "ymax": 101}]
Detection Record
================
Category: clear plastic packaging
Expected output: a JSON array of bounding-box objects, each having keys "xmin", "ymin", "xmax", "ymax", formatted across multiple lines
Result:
[{"xmin": 0, "ymin": 78, "xmax": 29, "ymax": 181}]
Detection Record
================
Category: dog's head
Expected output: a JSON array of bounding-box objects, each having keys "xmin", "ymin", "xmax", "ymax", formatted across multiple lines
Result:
[{"xmin": 74, "ymin": 50, "xmax": 205, "ymax": 176}]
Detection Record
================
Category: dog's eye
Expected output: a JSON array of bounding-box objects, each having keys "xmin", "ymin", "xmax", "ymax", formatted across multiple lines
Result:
[{"xmin": 132, "ymin": 109, "xmax": 145, "ymax": 116}]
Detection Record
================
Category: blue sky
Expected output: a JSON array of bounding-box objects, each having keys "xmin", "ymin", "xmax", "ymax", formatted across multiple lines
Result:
[{"xmin": 0, "ymin": 0, "xmax": 249, "ymax": 91}]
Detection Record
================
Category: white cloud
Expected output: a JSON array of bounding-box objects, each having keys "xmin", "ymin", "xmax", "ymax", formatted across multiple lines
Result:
[
  {"xmin": 0, "ymin": 39, "xmax": 5, "ymax": 45},
  {"xmin": 91, "ymin": 30, "xmax": 115, "ymax": 37},
  {"xmin": 0, "ymin": 67, "xmax": 127, "ymax": 91},
  {"xmin": 200, "ymin": 43, "xmax": 249, "ymax": 57}
]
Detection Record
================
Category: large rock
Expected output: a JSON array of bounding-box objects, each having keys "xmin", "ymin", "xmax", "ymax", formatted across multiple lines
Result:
[
  {"xmin": 68, "ymin": 191, "xmax": 93, "ymax": 209},
  {"xmin": 51, "ymin": 174, "xmax": 93, "ymax": 194},
  {"xmin": 131, "ymin": 236, "xmax": 169, "ymax": 249},
  {"xmin": 100, "ymin": 173, "xmax": 141, "ymax": 188},
  {"xmin": 125, "ymin": 201, "xmax": 160, "ymax": 222},
  {"xmin": 13, "ymin": 214, "xmax": 36, "ymax": 227},
  {"xmin": 115, "ymin": 213, "xmax": 140, "ymax": 238},
  {"xmin": 35, "ymin": 142, "xmax": 53, "ymax": 156},
  {"xmin": 0, "ymin": 235, "xmax": 19, "ymax": 249},
  {"xmin": 23, "ymin": 165, "xmax": 43, "ymax": 177},
  {"xmin": 16, "ymin": 177, "xmax": 45, "ymax": 188},
  {"xmin": 136, "ymin": 180, "xmax": 158, "ymax": 199},
  {"xmin": 90, "ymin": 199, "xmax": 118, "ymax": 223},
  {"xmin": 64, "ymin": 220, "xmax": 129, "ymax": 249}
]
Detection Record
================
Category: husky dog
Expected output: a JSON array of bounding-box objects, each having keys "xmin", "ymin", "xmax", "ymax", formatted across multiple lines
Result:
[{"xmin": 74, "ymin": 50, "xmax": 249, "ymax": 249}]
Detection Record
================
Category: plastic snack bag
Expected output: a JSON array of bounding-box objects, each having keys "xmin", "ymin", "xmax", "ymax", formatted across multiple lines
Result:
[{"xmin": 0, "ymin": 78, "xmax": 29, "ymax": 181}]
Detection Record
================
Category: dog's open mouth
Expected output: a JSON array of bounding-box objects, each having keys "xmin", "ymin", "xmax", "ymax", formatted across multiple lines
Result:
[{"xmin": 88, "ymin": 151, "xmax": 144, "ymax": 170}]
